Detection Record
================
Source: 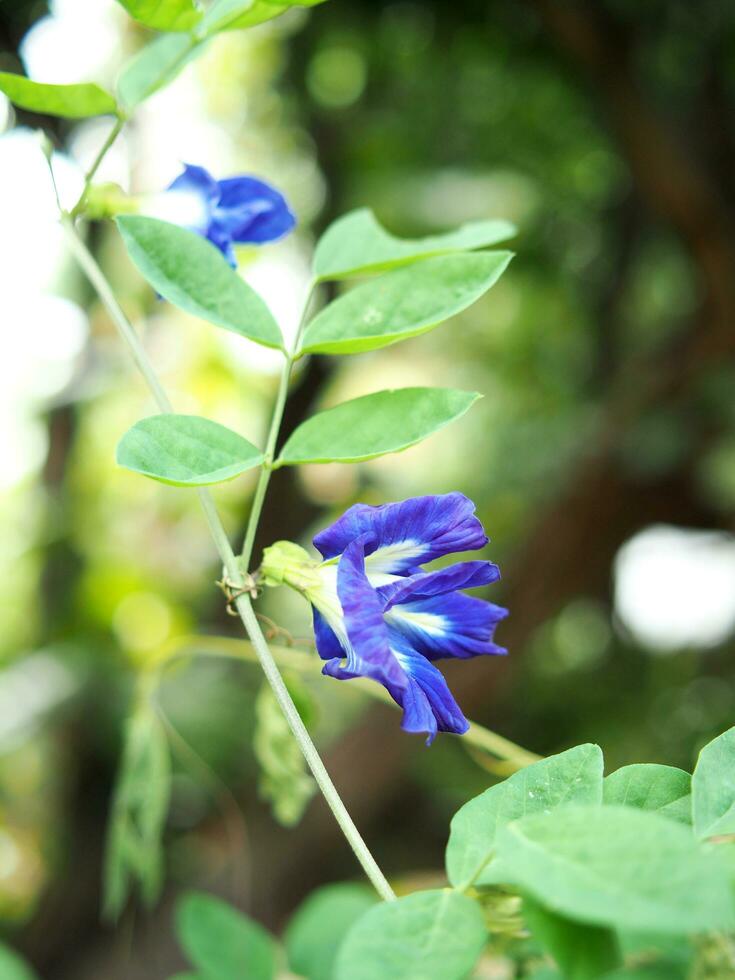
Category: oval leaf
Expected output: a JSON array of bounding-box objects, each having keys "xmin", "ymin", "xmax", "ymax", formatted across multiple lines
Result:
[
  {"xmin": 277, "ymin": 388, "xmax": 479, "ymax": 466},
  {"xmin": 604, "ymin": 764, "xmax": 691, "ymax": 825},
  {"xmin": 334, "ymin": 890, "xmax": 487, "ymax": 980},
  {"xmin": 494, "ymin": 805, "xmax": 735, "ymax": 934},
  {"xmin": 522, "ymin": 896, "xmax": 621, "ymax": 980},
  {"xmin": 285, "ymin": 883, "xmax": 377, "ymax": 980},
  {"xmin": 0, "ymin": 72, "xmax": 117, "ymax": 118},
  {"xmin": 300, "ymin": 252, "xmax": 512, "ymax": 356},
  {"xmin": 176, "ymin": 891, "xmax": 276, "ymax": 980},
  {"xmin": 446, "ymin": 744, "xmax": 603, "ymax": 889},
  {"xmin": 117, "ymin": 33, "xmax": 203, "ymax": 109},
  {"xmin": 117, "ymin": 415, "xmax": 264, "ymax": 486},
  {"xmin": 692, "ymin": 726, "xmax": 735, "ymax": 839},
  {"xmin": 116, "ymin": 0, "xmax": 202, "ymax": 30},
  {"xmin": 313, "ymin": 207, "xmax": 516, "ymax": 280},
  {"xmin": 117, "ymin": 216, "xmax": 283, "ymax": 350}
]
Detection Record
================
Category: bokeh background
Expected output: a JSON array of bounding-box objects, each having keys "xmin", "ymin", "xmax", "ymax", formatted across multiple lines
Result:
[{"xmin": 1, "ymin": 0, "xmax": 735, "ymax": 975}]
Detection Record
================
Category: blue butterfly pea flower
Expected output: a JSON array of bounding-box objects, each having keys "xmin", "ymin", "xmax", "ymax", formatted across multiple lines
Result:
[
  {"xmin": 261, "ymin": 493, "xmax": 507, "ymax": 744},
  {"xmin": 163, "ymin": 163, "xmax": 296, "ymax": 267}
]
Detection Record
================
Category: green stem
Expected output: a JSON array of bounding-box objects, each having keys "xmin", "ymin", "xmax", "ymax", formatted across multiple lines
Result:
[
  {"xmin": 239, "ymin": 278, "xmax": 316, "ymax": 569},
  {"xmin": 64, "ymin": 218, "xmax": 395, "ymax": 903},
  {"xmin": 71, "ymin": 116, "xmax": 125, "ymax": 218}
]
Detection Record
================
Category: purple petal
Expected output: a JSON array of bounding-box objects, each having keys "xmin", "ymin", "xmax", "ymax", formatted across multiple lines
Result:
[
  {"xmin": 386, "ymin": 591, "xmax": 508, "ymax": 661},
  {"xmin": 312, "ymin": 607, "xmax": 343, "ymax": 661},
  {"xmin": 215, "ymin": 176, "xmax": 296, "ymax": 244},
  {"xmin": 313, "ymin": 493, "xmax": 489, "ymax": 573},
  {"xmin": 377, "ymin": 560, "xmax": 500, "ymax": 609},
  {"xmin": 167, "ymin": 163, "xmax": 219, "ymax": 205}
]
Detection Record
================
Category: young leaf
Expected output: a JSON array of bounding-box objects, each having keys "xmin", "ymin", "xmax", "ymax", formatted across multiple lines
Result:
[
  {"xmin": 253, "ymin": 678, "xmax": 316, "ymax": 826},
  {"xmin": 199, "ymin": 0, "xmax": 287, "ymax": 33},
  {"xmin": 333, "ymin": 890, "xmax": 487, "ymax": 980},
  {"xmin": 285, "ymin": 883, "xmax": 377, "ymax": 980},
  {"xmin": 103, "ymin": 697, "xmax": 171, "ymax": 919},
  {"xmin": 692, "ymin": 725, "xmax": 735, "ymax": 838},
  {"xmin": 522, "ymin": 895, "xmax": 621, "ymax": 980},
  {"xmin": 445, "ymin": 744, "xmax": 604, "ymax": 889},
  {"xmin": 117, "ymin": 216, "xmax": 284, "ymax": 349},
  {"xmin": 117, "ymin": 415, "xmax": 264, "ymax": 487},
  {"xmin": 175, "ymin": 892, "xmax": 277, "ymax": 980},
  {"xmin": 313, "ymin": 207, "xmax": 516, "ymax": 280},
  {"xmin": 0, "ymin": 72, "xmax": 117, "ymax": 118},
  {"xmin": 0, "ymin": 944, "xmax": 39, "ymax": 980},
  {"xmin": 115, "ymin": 0, "xmax": 202, "ymax": 31},
  {"xmin": 117, "ymin": 33, "xmax": 203, "ymax": 109},
  {"xmin": 493, "ymin": 805, "xmax": 735, "ymax": 934},
  {"xmin": 277, "ymin": 388, "xmax": 480, "ymax": 466},
  {"xmin": 604, "ymin": 764, "xmax": 691, "ymax": 824},
  {"xmin": 299, "ymin": 252, "xmax": 512, "ymax": 357}
]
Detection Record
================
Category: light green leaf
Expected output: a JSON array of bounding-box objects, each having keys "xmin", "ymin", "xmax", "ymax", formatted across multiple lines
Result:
[
  {"xmin": 446, "ymin": 744, "xmax": 603, "ymax": 889},
  {"xmin": 199, "ymin": 0, "xmax": 287, "ymax": 32},
  {"xmin": 299, "ymin": 252, "xmax": 512, "ymax": 356},
  {"xmin": 253, "ymin": 678, "xmax": 316, "ymax": 826},
  {"xmin": 313, "ymin": 207, "xmax": 516, "ymax": 280},
  {"xmin": 493, "ymin": 804, "xmax": 735, "ymax": 934},
  {"xmin": 0, "ymin": 72, "xmax": 117, "ymax": 118},
  {"xmin": 176, "ymin": 892, "xmax": 276, "ymax": 980},
  {"xmin": 277, "ymin": 387, "xmax": 479, "ymax": 466},
  {"xmin": 0, "ymin": 944, "xmax": 39, "ymax": 980},
  {"xmin": 604, "ymin": 764, "xmax": 691, "ymax": 824},
  {"xmin": 117, "ymin": 216, "xmax": 283, "ymax": 349},
  {"xmin": 692, "ymin": 726, "xmax": 735, "ymax": 838},
  {"xmin": 522, "ymin": 895, "xmax": 621, "ymax": 980},
  {"xmin": 116, "ymin": 0, "xmax": 202, "ymax": 31},
  {"xmin": 117, "ymin": 33, "xmax": 203, "ymax": 108},
  {"xmin": 117, "ymin": 415, "xmax": 264, "ymax": 487},
  {"xmin": 285, "ymin": 883, "xmax": 377, "ymax": 980},
  {"xmin": 333, "ymin": 890, "xmax": 487, "ymax": 980},
  {"xmin": 103, "ymin": 697, "xmax": 171, "ymax": 919}
]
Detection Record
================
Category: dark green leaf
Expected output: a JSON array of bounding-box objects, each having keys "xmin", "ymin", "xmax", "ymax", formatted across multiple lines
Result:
[
  {"xmin": 285, "ymin": 883, "xmax": 377, "ymax": 980},
  {"xmin": 446, "ymin": 744, "xmax": 603, "ymax": 889},
  {"xmin": 523, "ymin": 895, "xmax": 621, "ymax": 980},
  {"xmin": 333, "ymin": 890, "xmax": 487, "ymax": 980},
  {"xmin": 492, "ymin": 804, "xmax": 735, "ymax": 934},
  {"xmin": 176, "ymin": 891, "xmax": 276, "ymax": 980},
  {"xmin": 277, "ymin": 388, "xmax": 480, "ymax": 465},
  {"xmin": 117, "ymin": 414, "xmax": 264, "ymax": 487},
  {"xmin": 103, "ymin": 697, "xmax": 171, "ymax": 919},
  {"xmin": 692, "ymin": 726, "xmax": 735, "ymax": 838},
  {"xmin": 313, "ymin": 207, "xmax": 516, "ymax": 280},
  {"xmin": 117, "ymin": 33, "xmax": 203, "ymax": 108},
  {"xmin": 117, "ymin": 216, "xmax": 283, "ymax": 349},
  {"xmin": 0, "ymin": 72, "xmax": 117, "ymax": 118},
  {"xmin": 299, "ymin": 252, "xmax": 512, "ymax": 356},
  {"xmin": 604, "ymin": 764, "xmax": 691, "ymax": 824},
  {"xmin": 116, "ymin": 0, "xmax": 202, "ymax": 31}
]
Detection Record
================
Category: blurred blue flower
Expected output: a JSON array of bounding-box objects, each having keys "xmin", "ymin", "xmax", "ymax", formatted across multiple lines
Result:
[
  {"xmin": 262, "ymin": 493, "xmax": 507, "ymax": 743},
  {"xmin": 162, "ymin": 163, "xmax": 295, "ymax": 266}
]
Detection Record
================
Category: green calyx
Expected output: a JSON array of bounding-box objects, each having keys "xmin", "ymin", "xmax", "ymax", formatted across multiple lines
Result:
[{"xmin": 260, "ymin": 541, "xmax": 324, "ymax": 594}]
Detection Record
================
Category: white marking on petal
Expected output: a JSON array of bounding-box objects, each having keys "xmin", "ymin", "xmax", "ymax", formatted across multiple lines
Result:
[
  {"xmin": 364, "ymin": 539, "xmax": 424, "ymax": 574},
  {"xmin": 386, "ymin": 607, "xmax": 447, "ymax": 636},
  {"xmin": 146, "ymin": 189, "xmax": 210, "ymax": 233}
]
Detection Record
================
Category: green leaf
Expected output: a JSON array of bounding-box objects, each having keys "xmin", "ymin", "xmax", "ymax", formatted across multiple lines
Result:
[
  {"xmin": 116, "ymin": 0, "xmax": 202, "ymax": 31},
  {"xmin": 604, "ymin": 764, "xmax": 692, "ymax": 824},
  {"xmin": 253, "ymin": 678, "xmax": 316, "ymax": 826},
  {"xmin": 492, "ymin": 804, "xmax": 735, "ymax": 934},
  {"xmin": 333, "ymin": 890, "xmax": 487, "ymax": 980},
  {"xmin": 0, "ymin": 72, "xmax": 117, "ymax": 118},
  {"xmin": 313, "ymin": 207, "xmax": 516, "ymax": 280},
  {"xmin": 117, "ymin": 216, "xmax": 283, "ymax": 349},
  {"xmin": 176, "ymin": 891, "xmax": 276, "ymax": 980},
  {"xmin": 277, "ymin": 387, "xmax": 479, "ymax": 466},
  {"xmin": 117, "ymin": 415, "xmax": 264, "ymax": 487},
  {"xmin": 445, "ymin": 744, "xmax": 604, "ymax": 889},
  {"xmin": 692, "ymin": 726, "xmax": 735, "ymax": 838},
  {"xmin": 299, "ymin": 252, "xmax": 512, "ymax": 357},
  {"xmin": 0, "ymin": 944, "xmax": 39, "ymax": 980},
  {"xmin": 117, "ymin": 33, "xmax": 203, "ymax": 109},
  {"xmin": 103, "ymin": 696, "xmax": 171, "ymax": 919},
  {"xmin": 285, "ymin": 883, "xmax": 377, "ymax": 980},
  {"xmin": 199, "ymin": 0, "xmax": 287, "ymax": 32},
  {"xmin": 523, "ymin": 896, "xmax": 621, "ymax": 980}
]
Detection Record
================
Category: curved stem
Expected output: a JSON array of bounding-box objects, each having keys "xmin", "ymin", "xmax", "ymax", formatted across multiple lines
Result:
[
  {"xmin": 64, "ymin": 218, "xmax": 395, "ymax": 902},
  {"xmin": 239, "ymin": 278, "xmax": 316, "ymax": 569},
  {"xmin": 71, "ymin": 116, "xmax": 125, "ymax": 218}
]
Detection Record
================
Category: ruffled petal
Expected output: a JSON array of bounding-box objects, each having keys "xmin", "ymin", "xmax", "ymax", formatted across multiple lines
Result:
[
  {"xmin": 313, "ymin": 493, "xmax": 488, "ymax": 574},
  {"xmin": 386, "ymin": 591, "xmax": 508, "ymax": 661},
  {"xmin": 167, "ymin": 163, "xmax": 219, "ymax": 205},
  {"xmin": 215, "ymin": 176, "xmax": 296, "ymax": 243},
  {"xmin": 376, "ymin": 560, "xmax": 500, "ymax": 608},
  {"xmin": 312, "ymin": 607, "xmax": 343, "ymax": 661}
]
